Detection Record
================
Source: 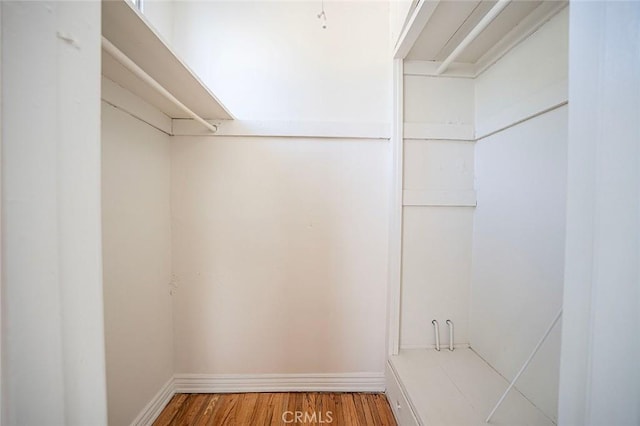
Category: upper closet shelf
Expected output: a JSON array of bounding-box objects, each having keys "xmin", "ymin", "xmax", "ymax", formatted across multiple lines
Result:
[
  {"xmin": 395, "ymin": 0, "xmax": 567, "ymax": 76},
  {"xmin": 102, "ymin": 0, "xmax": 233, "ymax": 121}
]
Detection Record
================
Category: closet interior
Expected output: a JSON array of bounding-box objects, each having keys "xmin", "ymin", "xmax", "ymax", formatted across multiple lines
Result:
[
  {"xmin": 387, "ymin": 1, "xmax": 568, "ymax": 425},
  {"xmin": 4, "ymin": 0, "xmax": 640, "ymax": 425},
  {"xmin": 100, "ymin": 0, "xmax": 569, "ymax": 425}
]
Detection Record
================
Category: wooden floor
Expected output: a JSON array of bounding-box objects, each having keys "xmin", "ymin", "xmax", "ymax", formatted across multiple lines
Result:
[{"xmin": 153, "ymin": 392, "xmax": 397, "ymax": 425}]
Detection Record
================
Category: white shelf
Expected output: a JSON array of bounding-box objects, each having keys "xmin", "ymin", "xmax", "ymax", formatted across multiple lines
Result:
[
  {"xmin": 389, "ymin": 348, "xmax": 555, "ymax": 426},
  {"xmin": 101, "ymin": 0, "xmax": 233, "ymax": 120},
  {"xmin": 397, "ymin": 0, "xmax": 567, "ymax": 76}
]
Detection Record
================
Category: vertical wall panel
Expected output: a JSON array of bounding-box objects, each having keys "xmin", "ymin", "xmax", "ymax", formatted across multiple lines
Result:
[{"xmin": 102, "ymin": 101, "xmax": 173, "ymax": 426}]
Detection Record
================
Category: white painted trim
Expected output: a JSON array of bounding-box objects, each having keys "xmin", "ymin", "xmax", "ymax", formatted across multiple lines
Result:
[
  {"xmin": 393, "ymin": 0, "xmax": 440, "ymax": 59},
  {"xmin": 101, "ymin": 77, "xmax": 172, "ymax": 135},
  {"xmin": 386, "ymin": 361, "xmax": 423, "ymax": 426},
  {"xmin": 404, "ymin": 60, "xmax": 476, "ymax": 78},
  {"xmin": 387, "ymin": 59, "xmax": 404, "ymax": 357},
  {"xmin": 403, "ymin": 190, "xmax": 477, "ymax": 207},
  {"xmin": 475, "ymin": 2, "xmax": 569, "ymax": 78},
  {"xmin": 475, "ymin": 80, "xmax": 568, "ymax": 141},
  {"xmin": 130, "ymin": 377, "xmax": 175, "ymax": 426},
  {"xmin": 172, "ymin": 119, "xmax": 390, "ymax": 140},
  {"xmin": 173, "ymin": 373, "xmax": 385, "ymax": 393},
  {"xmin": 403, "ymin": 122, "xmax": 475, "ymax": 141}
]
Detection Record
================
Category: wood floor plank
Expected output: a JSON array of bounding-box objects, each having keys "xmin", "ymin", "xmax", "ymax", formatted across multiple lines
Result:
[
  {"xmin": 352, "ymin": 393, "xmax": 369, "ymax": 425},
  {"xmin": 192, "ymin": 394, "xmax": 220, "ymax": 426},
  {"xmin": 356, "ymin": 393, "xmax": 376, "ymax": 426},
  {"xmin": 322, "ymin": 392, "xmax": 337, "ymax": 425},
  {"xmin": 236, "ymin": 393, "xmax": 259, "ymax": 425},
  {"xmin": 341, "ymin": 393, "xmax": 359, "ymax": 425},
  {"xmin": 373, "ymin": 393, "xmax": 397, "ymax": 426},
  {"xmin": 153, "ymin": 393, "xmax": 188, "ymax": 426},
  {"xmin": 209, "ymin": 393, "xmax": 240, "ymax": 425},
  {"xmin": 250, "ymin": 391, "xmax": 275, "ymax": 424},
  {"xmin": 331, "ymin": 393, "xmax": 345, "ymax": 425},
  {"xmin": 171, "ymin": 393, "xmax": 208, "ymax": 425},
  {"xmin": 154, "ymin": 392, "xmax": 396, "ymax": 426},
  {"xmin": 269, "ymin": 393, "xmax": 287, "ymax": 426}
]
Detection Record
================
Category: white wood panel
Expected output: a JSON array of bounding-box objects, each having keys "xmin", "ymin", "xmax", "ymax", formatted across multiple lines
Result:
[
  {"xmin": 403, "ymin": 123, "xmax": 474, "ymax": 140},
  {"xmin": 400, "ymin": 207, "xmax": 474, "ymax": 349},
  {"xmin": 403, "ymin": 140, "xmax": 474, "ymax": 192},
  {"xmin": 403, "ymin": 190, "xmax": 476, "ymax": 207},
  {"xmin": 404, "ymin": 75, "xmax": 474, "ymax": 127},
  {"xmin": 102, "ymin": 0, "xmax": 233, "ymax": 120},
  {"xmin": 404, "ymin": 60, "xmax": 476, "ymax": 78}
]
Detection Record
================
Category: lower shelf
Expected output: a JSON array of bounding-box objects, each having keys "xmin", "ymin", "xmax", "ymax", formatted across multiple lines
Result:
[{"xmin": 388, "ymin": 348, "xmax": 555, "ymax": 426}]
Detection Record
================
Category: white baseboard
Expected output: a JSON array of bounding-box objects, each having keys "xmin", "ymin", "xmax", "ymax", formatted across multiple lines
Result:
[
  {"xmin": 400, "ymin": 343, "xmax": 471, "ymax": 350},
  {"xmin": 130, "ymin": 372, "xmax": 384, "ymax": 424},
  {"xmin": 173, "ymin": 372, "xmax": 386, "ymax": 393},
  {"xmin": 130, "ymin": 377, "xmax": 175, "ymax": 426}
]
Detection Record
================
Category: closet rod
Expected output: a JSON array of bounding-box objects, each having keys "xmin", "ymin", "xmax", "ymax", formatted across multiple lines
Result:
[
  {"xmin": 101, "ymin": 37, "xmax": 218, "ymax": 133},
  {"xmin": 435, "ymin": 0, "xmax": 511, "ymax": 75}
]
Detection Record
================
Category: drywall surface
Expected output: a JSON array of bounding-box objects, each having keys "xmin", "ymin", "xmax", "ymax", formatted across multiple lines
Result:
[
  {"xmin": 102, "ymin": 102, "xmax": 173, "ymax": 426},
  {"xmin": 141, "ymin": 0, "xmax": 174, "ymax": 45},
  {"xmin": 470, "ymin": 105, "xmax": 567, "ymax": 421},
  {"xmin": 171, "ymin": 136, "xmax": 390, "ymax": 374},
  {"xmin": 1, "ymin": 2, "xmax": 108, "ymax": 424},
  {"xmin": 559, "ymin": 3, "xmax": 640, "ymax": 425},
  {"xmin": 170, "ymin": 1, "xmax": 390, "ymax": 123},
  {"xmin": 475, "ymin": 7, "xmax": 568, "ymax": 138}
]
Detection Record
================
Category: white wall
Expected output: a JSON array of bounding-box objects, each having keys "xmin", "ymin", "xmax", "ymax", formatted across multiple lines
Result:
[
  {"xmin": 171, "ymin": 136, "xmax": 390, "ymax": 375},
  {"xmin": 141, "ymin": 0, "xmax": 174, "ymax": 46},
  {"xmin": 559, "ymin": 3, "xmax": 640, "ymax": 425},
  {"xmin": 470, "ymin": 9, "xmax": 568, "ymax": 422},
  {"xmin": 475, "ymin": 8, "xmax": 568, "ymax": 138},
  {"xmin": 400, "ymin": 74, "xmax": 475, "ymax": 349},
  {"xmin": 101, "ymin": 99, "xmax": 173, "ymax": 426},
  {"xmin": 1, "ymin": 2, "xmax": 107, "ymax": 424},
  {"xmin": 390, "ymin": 0, "xmax": 414, "ymax": 48},
  {"xmin": 170, "ymin": 0, "xmax": 390, "ymax": 123}
]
